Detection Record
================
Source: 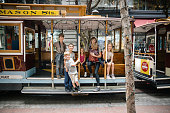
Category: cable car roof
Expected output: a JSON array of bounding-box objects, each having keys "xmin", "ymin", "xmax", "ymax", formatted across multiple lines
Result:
[
  {"xmin": 0, "ymin": 16, "xmax": 122, "ymax": 30},
  {"xmin": 134, "ymin": 21, "xmax": 170, "ymax": 33}
]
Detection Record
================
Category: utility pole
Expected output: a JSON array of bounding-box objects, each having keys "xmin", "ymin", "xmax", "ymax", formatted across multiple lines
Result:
[{"xmin": 119, "ymin": 0, "xmax": 136, "ymax": 113}]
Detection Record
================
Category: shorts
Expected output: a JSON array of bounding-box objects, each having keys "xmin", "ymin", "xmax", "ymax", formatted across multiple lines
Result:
[
  {"xmin": 69, "ymin": 74, "xmax": 78, "ymax": 83},
  {"xmin": 107, "ymin": 59, "xmax": 111, "ymax": 63}
]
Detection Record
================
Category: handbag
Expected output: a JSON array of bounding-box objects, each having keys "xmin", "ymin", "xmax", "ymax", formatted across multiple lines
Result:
[{"xmin": 89, "ymin": 50, "xmax": 99, "ymax": 62}]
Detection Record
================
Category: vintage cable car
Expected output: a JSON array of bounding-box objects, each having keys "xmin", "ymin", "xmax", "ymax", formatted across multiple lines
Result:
[
  {"xmin": 0, "ymin": 3, "xmax": 127, "ymax": 94},
  {"xmin": 134, "ymin": 18, "xmax": 170, "ymax": 89}
]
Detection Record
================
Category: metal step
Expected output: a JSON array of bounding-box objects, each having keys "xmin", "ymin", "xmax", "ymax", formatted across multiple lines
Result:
[
  {"xmin": 157, "ymin": 84, "xmax": 170, "ymax": 89},
  {"xmin": 21, "ymin": 86, "xmax": 126, "ymax": 94},
  {"xmin": 155, "ymin": 77, "xmax": 170, "ymax": 80},
  {"xmin": 26, "ymin": 77, "xmax": 126, "ymax": 84}
]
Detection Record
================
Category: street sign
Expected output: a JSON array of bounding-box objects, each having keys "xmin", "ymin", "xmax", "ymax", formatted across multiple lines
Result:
[
  {"xmin": 141, "ymin": 59, "xmax": 149, "ymax": 75},
  {"xmin": 149, "ymin": 44, "xmax": 155, "ymax": 53}
]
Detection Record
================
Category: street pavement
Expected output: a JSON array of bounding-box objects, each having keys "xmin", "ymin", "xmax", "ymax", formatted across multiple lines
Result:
[{"xmin": 0, "ymin": 83, "xmax": 170, "ymax": 113}]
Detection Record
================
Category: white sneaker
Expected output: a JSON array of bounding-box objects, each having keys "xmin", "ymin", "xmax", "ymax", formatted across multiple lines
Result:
[
  {"xmin": 111, "ymin": 74, "xmax": 115, "ymax": 79},
  {"xmin": 84, "ymin": 72, "xmax": 87, "ymax": 77},
  {"xmin": 107, "ymin": 74, "xmax": 111, "ymax": 79},
  {"xmin": 93, "ymin": 86, "xmax": 100, "ymax": 92},
  {"xmin": 90, "ymin": 73, "xmax": 93, "ymax": 78}
]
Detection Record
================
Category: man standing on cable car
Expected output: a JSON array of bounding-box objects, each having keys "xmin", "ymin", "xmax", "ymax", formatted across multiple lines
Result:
[{"xmin": 54, "ymin": 33, "xmax": 66, "ymax": 79}]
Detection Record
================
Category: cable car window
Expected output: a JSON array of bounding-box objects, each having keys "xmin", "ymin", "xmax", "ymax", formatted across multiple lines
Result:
[
  {"xmin": 41, "ymin": 32, "xmax": 46, "ymax": 49},
  {"xmin": 35, "ymin": 33, "xmax": 39, "ymax": 48},
  {"xmin": 167, "ymin": 32, "xmax": 170, "ymax": 53},
  {"xmin": 0, "ymin": 25, "xmax": 19, "ymax": 50},
  {"xmin": 115, "ymin": 29, "xmax": 120, "ymax": 50},
  {"xmin": 25, "ymin": 28, "xmax": 35, "ymax": 52},
  {"xmin": 121, "ymin": 30, "xmax": 124, "ymax": 50}
]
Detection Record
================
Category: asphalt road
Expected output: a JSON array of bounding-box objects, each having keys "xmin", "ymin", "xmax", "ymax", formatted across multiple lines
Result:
[{"xmin": 0, "ymin": 82, "xmax": 170, "ymax": 113}]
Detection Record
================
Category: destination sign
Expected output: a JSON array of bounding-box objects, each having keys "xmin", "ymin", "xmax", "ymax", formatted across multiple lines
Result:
[{"xmin": 0, "ymin": 9, "xmax": 60, "ymax": 16}]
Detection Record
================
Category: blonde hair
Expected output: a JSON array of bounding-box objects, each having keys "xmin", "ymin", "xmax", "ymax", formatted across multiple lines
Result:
[
  {"xmin": 64, "ymin": 51, "xmax": 70, "ymax": 56},
  {"xmin": 107, "ymin": 42, "xmax": 113, "ymax": 52}
]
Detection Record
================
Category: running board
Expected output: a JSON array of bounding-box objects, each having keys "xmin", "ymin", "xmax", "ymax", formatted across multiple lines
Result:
[
  {"xmin": 21, "ymin": 86, "xmax": 126, "ymax": 94},
  {"xmin": 157, "ymin": 84, "xmax": 170, "ymax": 89},
  {"xmin": 155, "ymin": 77, "xmax": 170, "ymax": 80}
]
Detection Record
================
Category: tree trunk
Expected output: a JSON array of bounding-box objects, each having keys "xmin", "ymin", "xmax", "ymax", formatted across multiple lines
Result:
[
  {"xmin": 119, "ymin": 0, "xmax": 136, "ymax": 113},
  {"xmin": 87, "ymin": 0, "xmax": 101, "ymax": 15}
]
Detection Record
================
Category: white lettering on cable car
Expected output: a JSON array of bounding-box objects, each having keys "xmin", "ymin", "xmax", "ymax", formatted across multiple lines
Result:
[{"xmin": 0, "ymin": 75, "xmax": 23, "ymax": 79}]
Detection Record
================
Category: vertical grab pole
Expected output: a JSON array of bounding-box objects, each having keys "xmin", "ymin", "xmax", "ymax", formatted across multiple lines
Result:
[
  {"xmin": 46, "ymin": 30, "xmax": 48, "ymax": 51},
  {"xmin": 51, "ymin": 20, "xmax": 54, "ymax": 89},
  {"xmin": 78, "ymin": 19, "xmax": 81, "ymax": 80},
  {"xmin": 104, "ymin": 19, "xmax": 108, "ymax": 89},
  {"xmin": 154, "ymin": 24, "xmax": 157, "ymax": 79}
]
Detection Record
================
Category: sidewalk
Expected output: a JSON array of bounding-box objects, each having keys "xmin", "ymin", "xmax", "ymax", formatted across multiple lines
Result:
[{"xmin": 1, "ymin": 105, "xmax": 170, "ymax": 113}]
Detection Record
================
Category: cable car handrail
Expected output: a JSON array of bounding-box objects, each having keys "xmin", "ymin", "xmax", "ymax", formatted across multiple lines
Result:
[
  {"xmin": 134, "ymin": 52, "xmax": 155, "ymax": 56},
  {"xmin": 134, "ymin": 55, "xmax": 154, "ymax": 62}
]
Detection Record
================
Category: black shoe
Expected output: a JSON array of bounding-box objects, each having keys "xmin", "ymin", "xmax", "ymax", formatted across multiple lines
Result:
[
  {"xmin": 78, "ymin": 88, "xmax": 82, "ymax": 93},
  {"xmin": 76, "ymin": 86, "xmax": 82, "ymax": 92},
  {"xmin": 71, "ymin": 87, "xmax": 76, "ymax": 92}
]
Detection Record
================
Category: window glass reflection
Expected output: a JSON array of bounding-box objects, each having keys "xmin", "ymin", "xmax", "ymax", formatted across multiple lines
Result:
[
  {"xmin": 0, "ymin": 25, "xmax": 19, "ymax": 50},
  {"xmin": 25, "ymin": 28, "xmax": 35, "ymax": 51}
]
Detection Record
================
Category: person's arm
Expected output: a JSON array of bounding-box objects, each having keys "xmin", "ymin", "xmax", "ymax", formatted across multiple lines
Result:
[
  {"xmin": 64, "ymin": 43, "xmax": 66, "ymax": 52},
  {"xmin": 91, "ymin": 52, "xmax": 101, "ymax": 58},
  {"xmin": 73, "ymin": 53, "xmax": 76, "ymax": 60},
  {"xmin": 64, "ymin": 59, "xmax": 68, "ymax": 72},
  {"xmin": 71, "ymin": 59, "xmax": 80, "ymax": 66},
  {"xmin": 103, "ymin": 49, "xmax": 106, "ymax": 60},
  {"xmin": 111, "ymin": 52, "xmax": 114, "ymax": 63}
]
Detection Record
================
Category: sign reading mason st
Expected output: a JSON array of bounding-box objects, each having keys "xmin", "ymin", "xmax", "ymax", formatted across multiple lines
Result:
[{"xmin": 0, "ymin": 9, "xmax": 60, "ymax": 16}]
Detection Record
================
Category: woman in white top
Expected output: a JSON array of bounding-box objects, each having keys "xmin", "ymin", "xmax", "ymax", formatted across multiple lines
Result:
[{"xmin": 103, "ymin": 42, "xmax": 115, "ymax": 79}]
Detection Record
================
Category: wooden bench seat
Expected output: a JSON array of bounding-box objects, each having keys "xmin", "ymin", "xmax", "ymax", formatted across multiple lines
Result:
[
  {"xmin": 80, "ymin": 64, "xmax": 125, "ymax": 76},
  {"xmin": 36, "ymin": 51, "xmax": 125, "ymax": 76}
]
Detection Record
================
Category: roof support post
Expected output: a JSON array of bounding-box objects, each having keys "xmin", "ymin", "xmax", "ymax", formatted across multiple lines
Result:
[
  {"xmin": 78, "ymin": 19, "xmax": 81, "ymax": 80},
  {"xmin": 154, "ymin": 24, "xmax": 157, "ymax": 78},
  {"xmin": 104, "ymin": 20, "xmax": 108, "ymax": 80},
  {"xmin": 51, "ymin": 20, "xmax": 54, "ymax": 89}
]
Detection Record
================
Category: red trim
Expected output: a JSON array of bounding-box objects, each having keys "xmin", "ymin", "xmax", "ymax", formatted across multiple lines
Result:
[{"xmin": 134, "ymin": 19, "xmax": 155, "ymax": 27}]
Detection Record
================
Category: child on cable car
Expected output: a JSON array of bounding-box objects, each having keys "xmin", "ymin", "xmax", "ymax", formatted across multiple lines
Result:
[
  {"xmin": 80, "ymin": 48, "xmax": 87, "ymax": 77},
  {"xmin": 64, "ymin": 43, "xmax": 75, "ymax": 92},
  {"xmin": 103, "ymin": 41, "xmax": 115, "ymax": 79},
  {"xmin": 64, "ymin": 51, "xmax": 81, "ymax": 92}
]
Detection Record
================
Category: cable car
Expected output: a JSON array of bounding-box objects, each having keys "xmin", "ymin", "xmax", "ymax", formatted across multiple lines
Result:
[
  {"xmin": 0, "ymin": 3, "xmax": 127, "ymax": 94},
  {"xmin": 134, "ymin": 18, "xmax": 170, "ymax": 89}
]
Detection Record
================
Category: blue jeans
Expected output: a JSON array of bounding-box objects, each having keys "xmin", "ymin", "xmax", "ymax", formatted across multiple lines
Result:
[
  {"xmin": 98, "ymin": 58, "xmax": 104, "ymax": 67},
  {"xmin": 55, "ymin": 53, "xmax": 64, "ymax": 75},
  {"xmin": 64, "ymin": 68, "xmax": 73, "ymax": 90},
  {"xmin": 82, "ymin": 62, "xmax": 87, "ymax": 72},
  {"xmin": 87, "ymin": 61, "xmax": 100, "ymax": 86}
]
